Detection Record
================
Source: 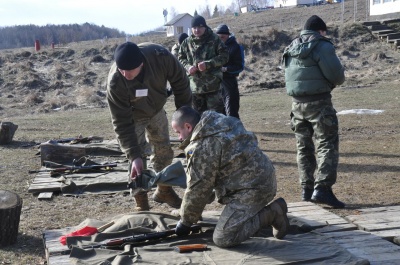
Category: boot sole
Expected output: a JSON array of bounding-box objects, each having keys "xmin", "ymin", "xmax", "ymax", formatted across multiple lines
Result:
[
  {"xmin": 152, "ymin": 195, "xmax": 181, "ymax": 209},
  {"xmin": 311, "ymin": 197, "xmax": 345, "ymax": 209}
]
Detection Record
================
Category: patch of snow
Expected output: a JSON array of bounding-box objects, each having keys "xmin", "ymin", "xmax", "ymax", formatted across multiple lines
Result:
[{"xmin": 337, "ymin": 109, "xmax": 384, "ymax": 115}]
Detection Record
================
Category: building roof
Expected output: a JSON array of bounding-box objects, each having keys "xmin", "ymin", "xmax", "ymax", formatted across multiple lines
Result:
[{"xmin": 165, "ymin": 13, "xmax": 193, "ymax": 26}]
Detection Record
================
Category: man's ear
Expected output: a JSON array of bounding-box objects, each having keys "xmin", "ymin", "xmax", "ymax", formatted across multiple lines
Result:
[{"xmin": 184, "ymin": 122, "xmax": 193, "ymax": 133}]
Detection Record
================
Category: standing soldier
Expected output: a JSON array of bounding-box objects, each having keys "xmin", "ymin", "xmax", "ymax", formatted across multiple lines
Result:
[
  {"xmin": 107, "ymin": 42, "xmax": 192, "ymax": 211},
  {"xmin": 282, "ymin": 15, "xmax": 346, "ymax": 208},
  {"xmin": 178, "ymin": 15, "xmax": 229, "ymax": 114},
  {"xmin": 171, "ymin": 33, "xmax": 188, "ymax": 58},
  {"xmin": 215, "ymin": 24, "xmax": 243, "ymax": 119}
]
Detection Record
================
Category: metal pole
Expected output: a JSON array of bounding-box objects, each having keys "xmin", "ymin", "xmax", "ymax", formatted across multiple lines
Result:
[
  {"xmin": 341, "ymin": 0, "xmax": 345, "ymax": 23},
  {"xmin": 354, "ymin": 0, "xmax": 357, "ymax": 22}
]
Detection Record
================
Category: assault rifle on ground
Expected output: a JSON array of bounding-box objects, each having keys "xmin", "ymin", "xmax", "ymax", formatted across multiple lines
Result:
[
  {"xmin": 28, "ymin": 163, "xmax": 117, "ymax": 175},
  {"xmin": 59, "ymin": 225, "xmax": 202, "ymax": 255}
]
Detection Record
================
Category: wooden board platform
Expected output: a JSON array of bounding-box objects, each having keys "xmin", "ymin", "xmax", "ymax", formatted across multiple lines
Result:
[
  {"xmin": 345, "ymin": 205, "xmax": 400, "ymax": 244},
  {"xmin": 43, "ymin": 202, "xmax": 400, "ymax": 265}
]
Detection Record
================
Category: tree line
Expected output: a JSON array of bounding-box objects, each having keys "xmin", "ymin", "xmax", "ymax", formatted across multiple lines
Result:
[
  {"xmin": 0, "ymin": 23, "xmax": 126, "ymax": 50},
  {"xmin": 168, "ymin": 0, "xmax": 274, "ymax": 20}
]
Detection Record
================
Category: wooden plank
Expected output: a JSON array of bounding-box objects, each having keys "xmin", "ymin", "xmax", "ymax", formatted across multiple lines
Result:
[
  {"xmin": 345, "ymin": 213, "xmax": 400, "ymax": 222},
  {"xmin": 313, "ymin": 223, "xmax": 357, "ymax": 233},
  {"xmin": 362, "ymin": 21, "xmax": 381, "ymax": 27},
  {"xmin": 369, "ymin": 24, "xmax": 391, "ymax": 31},
  {"xmin": 38, "ymin": 192, "xmax": 53, "ymax": 200},
  {"xmin": 387, "ymin": 33, "xmax": 400, "ymax": 41},
  {"xmin": 369, "ymin": 229, "xmax": 400, "ymax": 241},
  {"xmin": 357, "ymin": 221, "xmax": 400, "ymax": 232},
  {"xmin": 43, "ymin": 228, "xmax": 71, "ymax": 265},
  {"xmin": 357, "ymin": 205, "xmax": 400, "ymax": 213}
]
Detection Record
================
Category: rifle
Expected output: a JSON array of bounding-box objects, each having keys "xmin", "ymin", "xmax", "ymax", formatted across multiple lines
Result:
[
  {"xmin": 48, "ymin": 135, "xmax": 104, "ymax": 144},
  {"xmin": 60, "ymin": 225, "xmax": 202, "ymax": 255},
  {"xmin": 28, "ymin": 163, "xmax": 117, "ymax": 175}
]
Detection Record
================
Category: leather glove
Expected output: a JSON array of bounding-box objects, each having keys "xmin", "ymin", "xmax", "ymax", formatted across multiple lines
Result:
[{"xmin": 175, "ymin": 220, "xmax": 191, "ymax": 236}]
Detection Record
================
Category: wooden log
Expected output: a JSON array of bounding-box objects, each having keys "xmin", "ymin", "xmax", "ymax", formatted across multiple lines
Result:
[
  {"xmin": 0, "ymin": 122, "xmax": 18, "ymax": 145},
  {"xmin": 0, "ymin": 190, "xmax": 23, "ymax": 246}
]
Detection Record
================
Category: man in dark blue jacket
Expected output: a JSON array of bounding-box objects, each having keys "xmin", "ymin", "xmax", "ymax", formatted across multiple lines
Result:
[
  {"xmin": 216, "ymin": 24, "xmax": 243, "ymax": 119},
  {"xmin": 283, "ymin": 15, "xmax": 346, "ymax": 208}
]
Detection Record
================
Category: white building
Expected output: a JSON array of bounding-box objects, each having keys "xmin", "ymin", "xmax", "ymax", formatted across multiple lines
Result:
[
  {"xmin": 164, "ymin": 13, "xmax": 193, "ymax": 37},
  {"xmin": 370, "ymin": 0, "xmax": 400, "ymax": 16}
]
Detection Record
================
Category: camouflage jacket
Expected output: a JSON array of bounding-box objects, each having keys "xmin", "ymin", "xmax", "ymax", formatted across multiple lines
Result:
[
  {"xmin": 282, "ymin": 30, "xmax": 345, "ymax": 101},
  {"xmin": 178, "ymin": 28, "xmax": 229, "ymax": 94},
  {"xmin": 179, "ymin": 111, "xmax": 277, "ymax": 226},
  {"xmin": 171, "ymin": 43, "xmax": 180, "ymax": 58},
  {"xmin": 107, "ymin": 42, "xmax": 192, "ymax": 161}
]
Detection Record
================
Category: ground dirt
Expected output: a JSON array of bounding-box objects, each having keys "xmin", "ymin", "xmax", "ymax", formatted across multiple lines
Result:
[{"xmin": 0, "ymin": 2, "xmax": 399, "ymax": 264}]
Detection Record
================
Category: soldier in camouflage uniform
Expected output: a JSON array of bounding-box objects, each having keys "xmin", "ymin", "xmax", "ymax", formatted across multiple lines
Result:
[
  {"xmin": 107, "ymin": 42, "xmax": 192, "ymax": 211},
  {"xmin": 171, "ymin": 33, "xmax": 188, "ymax": 58},
  {"xmin": 171, "ymin": 106, "xmax": 289, "ymax": 248},
  {"xmin": 282, "ymin": 15, "xmax": 346, "ymax": 208},
  {"xmin": 178, "ymin": 15, "xmax": 229, "ymax": 114}
]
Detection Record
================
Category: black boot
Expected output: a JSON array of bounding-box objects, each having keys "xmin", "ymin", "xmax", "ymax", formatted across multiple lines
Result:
[
  {"xmin": 302, "ymin": 187, "xmax": 314, "ymax": 201},
  {"xmin": 311, "ymin": 186, "xmax": 345, "ymax": 209}
]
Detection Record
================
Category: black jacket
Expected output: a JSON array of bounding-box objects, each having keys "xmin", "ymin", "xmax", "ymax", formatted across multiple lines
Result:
[{"xmin": 223, "ymin": 36, "xmax": 243, "ymax": 77}]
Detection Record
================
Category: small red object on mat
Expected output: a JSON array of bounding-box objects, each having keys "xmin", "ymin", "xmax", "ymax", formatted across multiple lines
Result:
[{"xmin": 59, "ymin": 221, "xmax": 114, "ymax": 245}]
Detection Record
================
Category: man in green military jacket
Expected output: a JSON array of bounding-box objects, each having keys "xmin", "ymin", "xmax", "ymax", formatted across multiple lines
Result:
[
  {"xmin": 282, "ymin": 15, "xmax": 346, "ymax": 208},
  {"xmin": 107, "ymin": 42, "xmax": 192, "ymax": 211},
  {"xmin": 178, "ymin": 15, "xmax": 229, "ymax": 114}
]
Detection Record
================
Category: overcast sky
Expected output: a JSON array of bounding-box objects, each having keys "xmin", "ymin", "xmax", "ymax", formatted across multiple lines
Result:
[{"xmin": 0, "ymin": 0, "xmax": 236, "ymax": 35}]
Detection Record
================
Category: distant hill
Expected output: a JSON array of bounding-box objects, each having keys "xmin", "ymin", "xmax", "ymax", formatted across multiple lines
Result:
[{"xmin": 0, "ymin": 23, "xmax": 126, "ymax": 50}]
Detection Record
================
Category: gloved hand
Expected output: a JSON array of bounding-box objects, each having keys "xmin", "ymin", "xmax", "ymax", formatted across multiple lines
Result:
[{"xmin": 175, "ymin": 220, "xmax": 191, "ymax": 236}]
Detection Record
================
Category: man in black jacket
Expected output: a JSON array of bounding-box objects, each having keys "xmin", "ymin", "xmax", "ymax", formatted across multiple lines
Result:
[{"xmin": 216, "ymin": 24, "xmax": 243, "ymax": 119}]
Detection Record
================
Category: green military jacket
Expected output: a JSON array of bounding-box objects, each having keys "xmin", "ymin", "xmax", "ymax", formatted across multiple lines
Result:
[
  {"xmin": 171, "ymin": 43, "xmax": 180, "ymax": 57},
  {"xmin": 178, "ymin": 28, "xmax": 229, "ymax": 94},
  {"xmin": 179, "ymin": 111, "xmax": 277, "ymax": 226},
  {"xmin": 282, "ymin": 30, "xmax": 345, "ymax": 100},
  {"xmin": 107, "ymin": 42, "xmax": 192, "ymax": 161}
]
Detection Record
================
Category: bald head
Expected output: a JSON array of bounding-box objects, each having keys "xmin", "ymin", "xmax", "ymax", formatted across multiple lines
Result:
[
  {"xmin": 171, "ymin": 106, "xmax": 200, "ymax": 141},
  {"xmin": 172, "ymin": 106, "xmax": 200, "ymax": 128}
]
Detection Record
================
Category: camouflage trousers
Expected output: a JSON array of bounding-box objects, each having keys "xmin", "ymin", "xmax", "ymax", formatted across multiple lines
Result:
[
  {"xmin": 290, "ymin": 98, "xmax": 339, "ymax": 189},
  {"xmin": 131, "ymin": 108, "xmax": 174, "ymax": 172},
  {"xmin": 192, "ymin": 91, "xmax": 224, "ymax": 114},
  {"xmin": 212, "ymin": 191, "xmax": 274, "ymax": 248}
]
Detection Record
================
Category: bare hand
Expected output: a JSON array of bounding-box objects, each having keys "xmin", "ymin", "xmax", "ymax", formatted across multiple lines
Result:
[
  {"xmin": 197, "ymin": 62, "xmax": 206, "ymax": 72},
  {"xmin": 130, "ymin": 157, "xmax": 143, "ymax": 180},
  {"xmin": 188, "ymin": 66, "xmax": 198, "ymax": 76}
]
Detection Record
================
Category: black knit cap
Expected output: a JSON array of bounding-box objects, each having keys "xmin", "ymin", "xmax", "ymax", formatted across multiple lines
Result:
[
  {"xmin": 304, "ymin": 15, "xmax": 327, "ymax": 31},
  {"xmin": 178, "ymin": 33, "xmax": 188, "ymax": 44},
  {"xmin": 215, "ymin": 24, "xmax": 230, "ymax": 35},
  {"xmin": 191, "ymin": 15, "xmax": 207, "ymax": 28},
  {"xmin": 114, "ymin": 42, "xmax": 143, "ymax": 70}
]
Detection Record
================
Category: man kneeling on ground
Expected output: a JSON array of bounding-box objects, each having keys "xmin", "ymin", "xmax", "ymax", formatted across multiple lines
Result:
[{"xmin": 171, "ymin": 106, "xmax": 289, "ymax": 247}]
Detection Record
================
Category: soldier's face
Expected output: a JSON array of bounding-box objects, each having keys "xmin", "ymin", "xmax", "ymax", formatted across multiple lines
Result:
[
  {"xmin": 118, "ymin": 63, "xmax": 143, "ymax": 80},
  {"xmin": 191, "ymin": 26, "xmax": 206, "ymax": 38},
  {"xmin": 171, "ymin": 121, "xmax": 192, "ymax": 141},
  {"xmin": 217, "ymin": 34, "xmax": 229, "ymax": 43}
]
